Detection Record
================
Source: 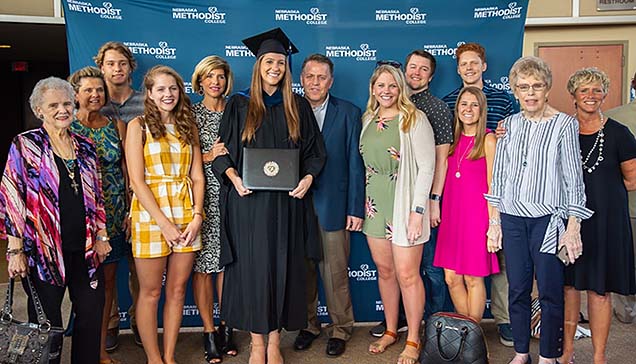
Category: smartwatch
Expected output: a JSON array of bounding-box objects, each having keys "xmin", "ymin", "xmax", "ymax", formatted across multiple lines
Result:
[
  {"xmin": 429, "ymin": 193, "xmax": 441, "ymax": 201},
  {"xmin": 414, "ymin": 206, "xmax": 425, "ymax": 214}
]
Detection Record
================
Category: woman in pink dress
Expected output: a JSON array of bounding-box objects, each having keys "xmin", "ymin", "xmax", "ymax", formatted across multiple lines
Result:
[{"xmin": 434, "ymin": 86, "xmax": 499, "ymax": 322}]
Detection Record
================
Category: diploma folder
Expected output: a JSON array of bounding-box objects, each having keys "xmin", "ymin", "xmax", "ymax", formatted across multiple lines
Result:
[{"xmin": 242, "ymin": 148, "xmax": 299, "ymax": 191}]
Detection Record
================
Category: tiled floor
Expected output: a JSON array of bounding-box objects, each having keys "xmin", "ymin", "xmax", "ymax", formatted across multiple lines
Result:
[{"xmin": 2, "ymin": 278, "xmax": 635, "ymax": 364}]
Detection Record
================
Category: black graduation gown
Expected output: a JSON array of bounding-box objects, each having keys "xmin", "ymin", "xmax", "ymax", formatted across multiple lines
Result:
[{"xmin": 212, "ymin": 89, "xmax": 326, "ymax": 334}]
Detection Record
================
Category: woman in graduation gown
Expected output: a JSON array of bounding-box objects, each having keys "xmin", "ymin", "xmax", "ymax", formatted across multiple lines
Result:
[{"xmin": 212, "ymin": 28, "xmax": 326, "ymax": 364}]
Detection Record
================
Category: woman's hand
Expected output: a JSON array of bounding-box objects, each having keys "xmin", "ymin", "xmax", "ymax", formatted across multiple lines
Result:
[
  {"xmin": 495, "ymin": 120, "xmax": 507, "ymax": 139},
  {"xmin": 560, "ymin": 225, "xmax": 582, "ymax": 265},
  {"xmin": 289, "ymin": 175, "xmax": 313, "ymax": 199},
  {"xmin": 7, "ymin": 254, "xmax": 28, "ymax": 278},
  {"xmin": 230, "ymin": 175, "xmax": 252, "ymax": 197},
  {"xmin": 159, "ymin": 220, "xmax": 184, "ymax": 248},
  {"xmin": 429, "ymin": 200, "xmax": 441, "ymax": 228},
  {"xmin": 93, "ymin": 240, "xmax": 112, "ymax": 262},
  {"xmin": 123, "ymin": 215, "xmax": 131, "ymax": 240},
  {"xmin": 180, "ymin": 214, "xmax": 203, "ymax": 246},
  {"xmin": 407, "ymin": 211, "xmax": 424, "ymax": 245},
  {"xmin": 486, "ymin": 224, "xmax": 503, "ymax": 253},
  {"xmin": 202, "ymin": 138, "xmax": 228, "ymax": 163}
]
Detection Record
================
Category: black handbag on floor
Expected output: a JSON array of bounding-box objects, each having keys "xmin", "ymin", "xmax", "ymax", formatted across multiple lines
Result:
[
  {"xmin": 420, "ymin": 312, "xmax": 489, "ymax": 364},
  {"xmin": 0, "ymin": 276, "xmax": 64, "ymax": 364}
]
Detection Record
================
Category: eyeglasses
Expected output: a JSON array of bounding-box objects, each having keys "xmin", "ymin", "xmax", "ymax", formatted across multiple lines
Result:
[
  {"xmin": 515, "ymin": 83, "xmax": 546, "ymax": 93},
  {"xmin": 376, "ymin": 60, "xmax": 402, "ymax": 69}
]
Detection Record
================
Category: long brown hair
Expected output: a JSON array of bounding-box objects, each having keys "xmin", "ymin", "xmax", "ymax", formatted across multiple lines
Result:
[
  {"xmin": 362, "ymin": 65, "xmax": 418, "ymax": 132},
  {"xmin": 242, "ymin": 54, "xmax": 300, "ymax": 143},
  {"xmin": 143, "ymin": 65, "xmax": 197, "ymax": 145},
  {"xmin": 449, "ymin": 86, "xmax": 488, "ymax": 159}
]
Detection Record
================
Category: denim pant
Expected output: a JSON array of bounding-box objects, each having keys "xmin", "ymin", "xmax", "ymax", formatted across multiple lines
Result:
[
  {"xmin": 501, "ymin": 213, "xmax": 564, "ymax": 358},
  {"xmin": 422, "ymin": 226, "xmax": 453, "ymax": 319}
]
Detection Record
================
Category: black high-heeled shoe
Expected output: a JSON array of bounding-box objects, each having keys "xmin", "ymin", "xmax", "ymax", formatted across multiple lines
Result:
[
  {"xmin": 203, "ymin": 331, "xmax": 223, "ymax": 363},
  {"xmin": 218, "ymin": 323, "xmax": 238, "ymax": 356}
]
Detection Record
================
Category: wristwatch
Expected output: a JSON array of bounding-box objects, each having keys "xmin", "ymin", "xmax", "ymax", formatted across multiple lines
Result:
[
  {"xmin": 414, "ymin": 206, "xmax": 425, "ymax": 214},
  {"xmin": 429, "ymin": 193, "xmax": 441, "ymax": 201}
]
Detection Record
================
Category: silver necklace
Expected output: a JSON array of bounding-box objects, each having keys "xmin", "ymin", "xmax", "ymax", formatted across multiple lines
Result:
[
  {"xmin": 455, "ymin": 136, "xmax": 475, "ymax": 178},
  {"xmin": 521, "ymin": 107, "xmax": 547, "ymax": 167},
  {"xmin": 580, "ymin": 112, "xmax": 605, "ymax": 174}
]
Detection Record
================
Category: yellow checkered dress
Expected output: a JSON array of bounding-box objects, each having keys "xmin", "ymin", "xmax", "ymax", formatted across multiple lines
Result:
[{"xmin": 131, "ymin": 124, "xmax": 202, "ymax": 258}]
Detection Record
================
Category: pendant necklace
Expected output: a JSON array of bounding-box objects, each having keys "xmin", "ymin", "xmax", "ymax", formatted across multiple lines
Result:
[
  {"xmin": 51, "ymin": 135, "xmax": 79, "ymax": 195},
  {"xmin": 580, "ymin": 111, "xmax": 605, "ymax": 174},
  {"xmin": 455, "ymin": 136, "xmax": 475, "ymax": 178},
  {"xmin": 62, "ymin": 159, "xmax": 80, "ymax": 195},
  {"xmin": 521, "ymin": 106, "xmax": 547, "ymax": 168}
]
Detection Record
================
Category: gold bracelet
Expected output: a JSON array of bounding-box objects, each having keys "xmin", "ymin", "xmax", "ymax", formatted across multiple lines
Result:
[{"xmin": 193, "ymin": 211, "xmax": 204, "ymax": 218}]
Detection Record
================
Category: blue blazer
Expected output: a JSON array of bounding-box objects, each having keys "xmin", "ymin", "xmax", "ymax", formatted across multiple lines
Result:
[{"xmin": 312, "ymin": 95, "xmax": 365, "ymax": 231}]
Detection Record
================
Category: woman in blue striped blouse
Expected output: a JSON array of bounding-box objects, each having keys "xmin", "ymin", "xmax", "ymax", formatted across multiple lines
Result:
[{"xmin": 485, "ymin": 56, "xmax": 593, "ymax": 364}]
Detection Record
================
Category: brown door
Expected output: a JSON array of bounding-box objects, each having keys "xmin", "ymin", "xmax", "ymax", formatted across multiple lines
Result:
[{"xmin": 537, "ymin": 44, "xmax": 623, "ymax": 115}]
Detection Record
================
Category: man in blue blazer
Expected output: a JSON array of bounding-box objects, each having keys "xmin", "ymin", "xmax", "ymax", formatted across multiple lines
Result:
[{"xmin": 293, "ymin": 54, "xmax": 365, "ymax": 357}]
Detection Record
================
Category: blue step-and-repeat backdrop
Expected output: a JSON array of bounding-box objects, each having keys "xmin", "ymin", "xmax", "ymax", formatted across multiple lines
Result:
[{"xmin": 62, "ymin": 0, "xmax": 528, "ymax": 328}]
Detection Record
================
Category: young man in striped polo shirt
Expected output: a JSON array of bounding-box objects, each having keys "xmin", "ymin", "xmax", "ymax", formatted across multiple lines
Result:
[{"xmin": 442, "ymin": 42, "xmax": 518, "ymax": 346}]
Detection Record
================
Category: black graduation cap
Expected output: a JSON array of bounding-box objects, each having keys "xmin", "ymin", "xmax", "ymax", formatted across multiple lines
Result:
[{"xmin": 242, "ymin": 27, "xmax": 299, "ymax": 59}]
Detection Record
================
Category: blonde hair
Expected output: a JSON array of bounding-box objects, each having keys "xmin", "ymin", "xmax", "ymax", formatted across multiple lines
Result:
[
  {"xmin": 191, "ymin": 55, "xmax": 233, "ymax": 97},
  {"xmin": 143, "ymin": 65, "xmax": 197, "ymax": 145},
  {"xmin": 242, "ymin": 54, "xmax": 300, "ymax": 143},
  {"xmin": 362, "ymin": 65, "xmax": 418, "ymax": 132},
  {"xmin": 449, "ymin": 86, "xmax": 489, "ymax": 159},
  {"xmin": 93, "ymin": 41, "xmax": 137, "ymax": 71},
  {"xmin": 67, "ymin": 66, "xmax": 109, "ymax": 107},
  {"xmin": 566, "ymin": 67, "xmax": 610, "ymax": 96}
]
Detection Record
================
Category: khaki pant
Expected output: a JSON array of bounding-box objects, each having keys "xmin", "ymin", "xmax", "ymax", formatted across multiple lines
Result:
[
  {"xmin": 108, "ymin": 252, "xmax": 139, "ymax": 330},
  {"xmin": 491, "ymin": 250, "xmax": 510, "ymax": 325},
  {"xmin": 305, "ymin": 228, "xmax": 354, "ymax": 340},
  {"xmin": 613, "ymin": 217, "xmax": 636, "ymax": 323}
]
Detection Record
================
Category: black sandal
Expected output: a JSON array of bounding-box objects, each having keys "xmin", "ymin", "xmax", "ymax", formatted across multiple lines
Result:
[
  {"xmin": 218, "ymin": 323, "xmax": 238, "ymax": 356},
  {"xmin": 203, "ymin": 331, "xmax": 223, "ymax": 363}
]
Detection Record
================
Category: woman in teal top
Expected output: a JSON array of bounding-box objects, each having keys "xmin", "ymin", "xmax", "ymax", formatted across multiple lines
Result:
[{"xmin": 68, "ymin": 66, "xmax": 128, "ymax": 364}]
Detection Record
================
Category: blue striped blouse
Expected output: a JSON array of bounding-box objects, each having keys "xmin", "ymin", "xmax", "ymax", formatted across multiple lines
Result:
[{"xmin": 484, "ymin": 111, "xmax": 594, "ymax": 253}]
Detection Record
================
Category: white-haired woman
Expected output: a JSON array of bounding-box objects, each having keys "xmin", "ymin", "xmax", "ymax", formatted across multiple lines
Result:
[
  {"xmin": 486, "ymin": 56, "xmax": 593, "ymax": 364},
  {"xmin": 1, "ymin": 77, "xmax": 110, "ymax": 364}
]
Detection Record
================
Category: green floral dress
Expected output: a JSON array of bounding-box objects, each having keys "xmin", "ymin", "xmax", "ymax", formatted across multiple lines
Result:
[
  {"xmin": 360, "ymin": 115, "xmax": 400, "ymax": 240},
  {"xmin": 71, "ymin": 118, "xmax": 127, "ymax": 263}
]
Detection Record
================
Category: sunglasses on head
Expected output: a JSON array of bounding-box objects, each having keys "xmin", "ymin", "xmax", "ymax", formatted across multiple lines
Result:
[{"xmin": 376, "ymin": 60, "xmax": 402, "ymax": 69}]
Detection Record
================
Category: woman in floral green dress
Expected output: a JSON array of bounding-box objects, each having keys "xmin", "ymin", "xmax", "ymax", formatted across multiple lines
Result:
[{"xmin": 69, "ymin": 66, "xmax": 128, "ymax": 364}]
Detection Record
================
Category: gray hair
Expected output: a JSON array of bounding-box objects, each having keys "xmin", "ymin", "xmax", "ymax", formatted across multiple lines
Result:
[
  {"xmin": 29, "ymin": 77, "xmax": 75, "ymax": 117},
  {"xmin": 509, "ymin": 56, "xmax": 552, "ymax": 91}
]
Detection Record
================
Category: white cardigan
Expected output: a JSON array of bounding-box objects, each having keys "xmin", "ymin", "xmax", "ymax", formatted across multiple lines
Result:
[{"xmin": 361, "ymin": 109, "xmax": 436, "ymax": 246}]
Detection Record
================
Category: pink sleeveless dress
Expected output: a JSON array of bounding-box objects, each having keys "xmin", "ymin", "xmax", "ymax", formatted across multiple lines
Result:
[{"xmin": 434, "ymin": 133, "xmax": 499, "ymax": 277}]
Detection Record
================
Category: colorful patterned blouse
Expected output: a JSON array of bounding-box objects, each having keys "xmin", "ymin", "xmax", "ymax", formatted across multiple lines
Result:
[
  {"xmin": 71, "ymin": 119, "xmax": 127, "ymax": 237},
  {"xmin": 0, "ymin": 128, "xmax": 106, "ymax": 286}
]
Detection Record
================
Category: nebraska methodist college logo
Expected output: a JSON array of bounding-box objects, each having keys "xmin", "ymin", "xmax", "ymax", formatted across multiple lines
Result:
[
  {"xmin": 375, "ymin": 7, "xmax": 427, "ymax": 25},
  {"xmin": 124, "ymin": 41, "xmax": 177, "ymax": 60},
  {"xmin": 172, "ymin": 6, "xmax": 226, "ymax": 24},
  {"xmin": 474, "ymin": 2, "xmax": 523, "ymax": 20},
  {"xmin": 422, "ymin": 41, "xmax": 466, "ymax": 59},
  {"xmin": 485, "ymin": 76, "xmax": 512, "ymax": 92},
  {"xmin": 224, "ymin": 45, "xmax": 254, "ymax": 58},
  {"xmin": 67, "ymin": 0, "xmax": 122, "ymax": 20},
  {"xmin": 325, "ymin": 44, "xmax": 377, "ymax": 62},
  {"xmin": 274, "ymin": 7, "xmax": 328, "ymax": 25},
  {"xmin": 348, "ymin": 264, "xmax": 378, "ymax": 281}
]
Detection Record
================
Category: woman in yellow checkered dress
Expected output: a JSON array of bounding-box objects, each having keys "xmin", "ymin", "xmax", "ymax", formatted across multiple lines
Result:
[{"xmin": 125, "ymin": 65, "xmax": 205, "ymax": 364}]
